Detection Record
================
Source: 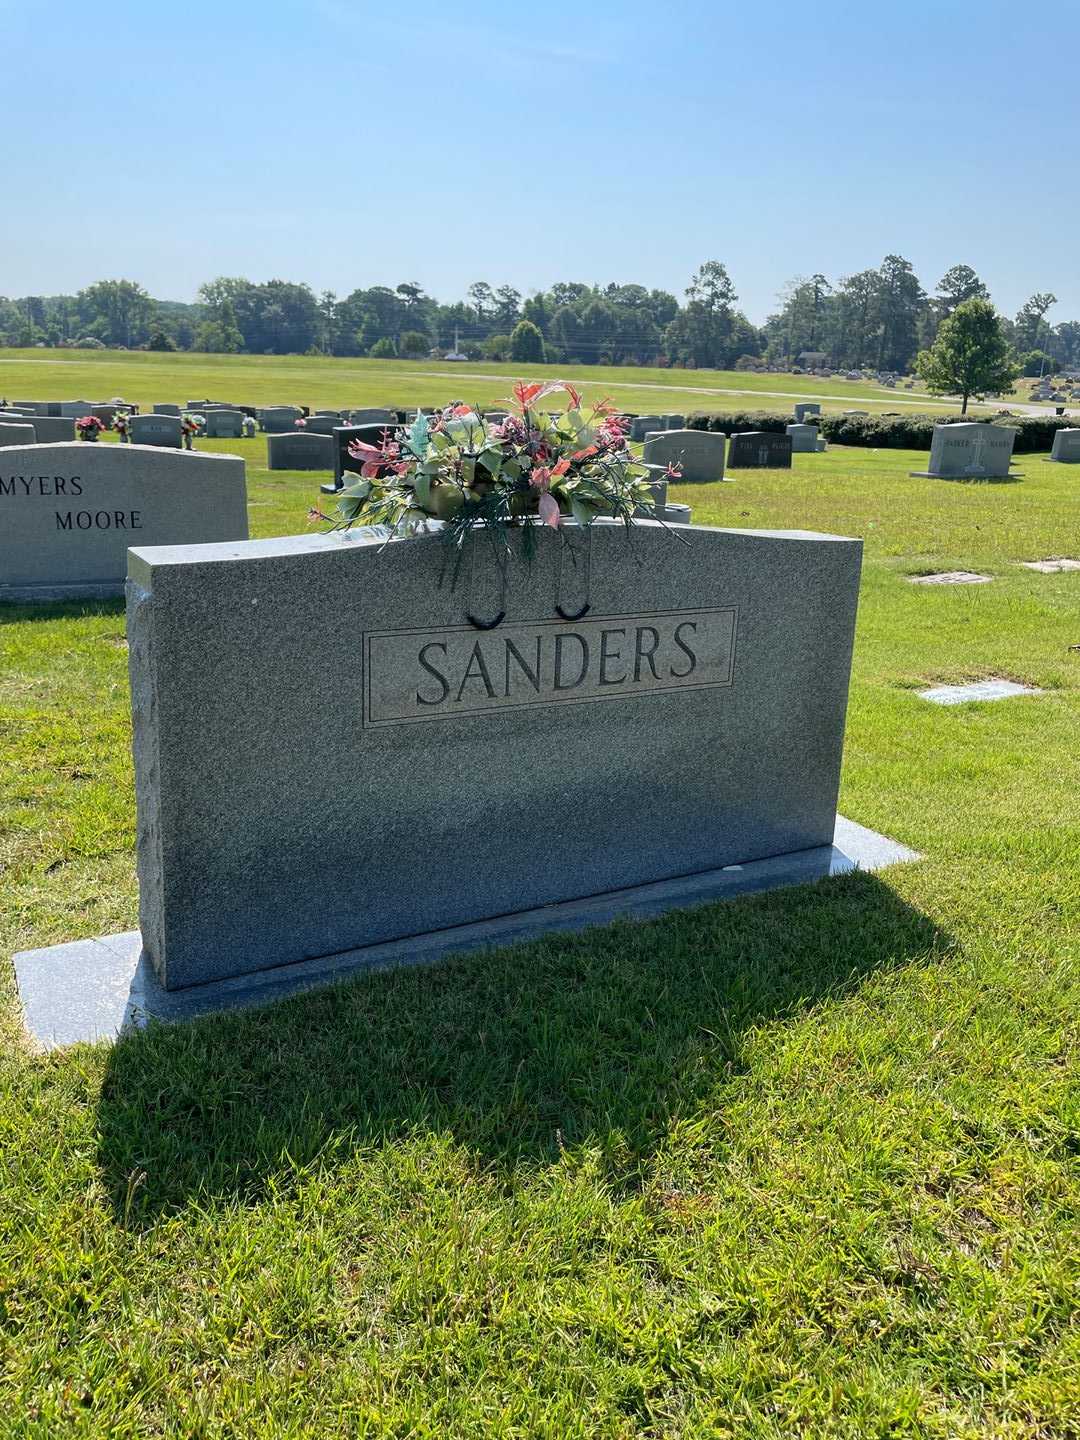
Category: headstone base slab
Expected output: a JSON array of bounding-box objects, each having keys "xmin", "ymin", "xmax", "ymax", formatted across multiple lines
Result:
[{"xmin": 14, "ymin": 816, "xmax": 919, "ymax": 1050}]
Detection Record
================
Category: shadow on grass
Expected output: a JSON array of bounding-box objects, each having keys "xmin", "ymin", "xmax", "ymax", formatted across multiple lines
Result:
[
  {"xmin": 96, "ymin": 870, "xmax": 950, "ymax": 1225},
  {"xmin": 0, "ymin": 598, "xmax": 126, "ymax": 624}
]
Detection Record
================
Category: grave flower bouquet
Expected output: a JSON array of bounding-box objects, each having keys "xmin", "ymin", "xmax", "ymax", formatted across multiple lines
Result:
[
  {"xmin": 75, "ymin": 415, "xmax": 104, "ymax": 440},
  {"xmin": 318, "ymin": 381, "xmax": 668, "ymax": 558}
]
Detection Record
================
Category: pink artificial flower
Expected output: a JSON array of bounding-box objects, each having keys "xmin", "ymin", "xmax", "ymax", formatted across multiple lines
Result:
[
  {"xmin": 529, "ymin": 462, "xmax": 562, "ymax": 527},
  {"xmin": 665, "ymin": 461, "xmax": 683, "ymax": 479}
]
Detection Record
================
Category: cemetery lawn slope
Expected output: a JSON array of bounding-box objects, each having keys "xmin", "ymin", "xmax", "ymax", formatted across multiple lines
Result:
[
  {"xmin": 1, "ymin": 446, "xmax": 1078, "ymax": 1436},
  {"xmin": 0, "ymin": 346, "xmax": 997, "ymax": 418}
]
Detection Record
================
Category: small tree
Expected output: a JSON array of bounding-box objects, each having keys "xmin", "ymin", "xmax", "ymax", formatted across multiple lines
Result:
[
  {"xmin": 482, "ymin": 333, "xmax": 512, "ymax": 361},
  {"xmin": 1020, "ymin": 349, "xmax": 1056, "ymax": 378},
  {"xmin": 147, "ymin": 327, "xmax": 177, "ymax": 352},
  {"xmin": 509, "ymin": 319, "xmax": 545, "ymax": 364},
  {"xmin": 916, "ymin": 298, "xmax": 1020, "ymax": 414},
  {"xmin": 399, "ymin": 329, "xmax": 429, "ymax": 358},
  {"xmin": 369, "ymin": 336, "xmax": 397, "ymax": 358}
]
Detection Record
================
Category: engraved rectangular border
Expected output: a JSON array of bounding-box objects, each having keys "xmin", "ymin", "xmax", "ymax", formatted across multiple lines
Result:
[{"xmin": 363, "ymin": 606, "xmax": 738, "ymax": 728}]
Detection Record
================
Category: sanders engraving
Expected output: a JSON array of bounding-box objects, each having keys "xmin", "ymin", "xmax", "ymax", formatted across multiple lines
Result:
[{"xmin": 364, "ymin": 608, "xmax": 737, "ymax": 726}]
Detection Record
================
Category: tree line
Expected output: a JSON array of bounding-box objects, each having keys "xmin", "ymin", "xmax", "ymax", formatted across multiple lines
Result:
[{"xmin": 1, "ymin": 259, "xmax": 1076, "ymax": 374}]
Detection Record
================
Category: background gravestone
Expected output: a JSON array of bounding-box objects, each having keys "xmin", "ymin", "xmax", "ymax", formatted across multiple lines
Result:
[
  {"xmin": 260, "ymin": 406, "xmax": 304, "ymax": 433},
  {"xmin": 643, "ymin": 429, "xmax": 727, "ymax": 482},
  {"xmin": 267, "ymin": 431, "xmax": 334, "ymax": 471},
  {"xmin": 331, "ymin": 422, "xmax": 398, "ymax": 487},
  {"xmin": 786, "ymin": 423, "xmax": 820, "ymax": 453},
  {"xmin": 203, "ymin": 409, "xmax": 245, "ymax": 439},
  {"xmin": 130, "ymin": 414, "xmax": 183, "ymax": 448},
  {"xmin": 630, "ymin": 415, "xmax": 664, "ymax": 441},
  {"xmin": 1049, "ymin": 428, "xmax": 1080, "ymax": 462},
  {"xmin": 298, "ymin": 415, "xmax": 339, "ymax": 435},
  {"xmin": 125, "ymin": 520, "xmax": 862, "ymax": 990},
  {"xmin": 152, "ymin": 403, "xmax": 182, "ymax": 416},
  {"xmin": 58, "ymin": 401, "xmax": 95, "ymax": 417},
  {"xmin": 350, "ymin": 407, "xmax": 397, "ymax": 426},
  {"xmin": 727, "ymin": 432, "xmax": 793, "ymax": 469},
  {"xmin": 0, "ymin": 423, "xmax": 36, "ymax": 448},
  {"xmin": 794, "ymin": 403, "xmax": 821, "ymax": 422},
  {"xmin": 661, "ymin": 413, "xmax": 686, "ymax": 429},
  {"xmin": 0, "ymin": 442, "xmax": 248, "ymax": 601},
  {"xmin": 912, "ymin": 423, "xmax": 1018, "ymax": 479},
  {"xmin": 27, "ymin": 418, "xmax": 77, "ymax": 443}
]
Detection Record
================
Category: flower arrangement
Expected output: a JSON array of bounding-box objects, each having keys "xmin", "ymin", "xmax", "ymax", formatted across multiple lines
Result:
[
  {"xmin": 75, "ymin": 415, "xmax": 104, "ymax": 440},
  {"xmin": 114, "ymin": 412, "xmax": 129, "ymax": 439},
  {"xmin": 311, "ymin": 381, "xmax": 676, "ymax": 560},
  {"xmin": 294, "ymin": 416, "xmax": 307, "ymax": 428}
]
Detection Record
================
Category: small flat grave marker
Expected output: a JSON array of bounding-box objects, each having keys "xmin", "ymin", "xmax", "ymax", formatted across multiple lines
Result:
[
  {"xmin": 909, "ymin": 571, "xmax": 991, "ymax": 586},
  {"xmin": 1020, "ymin": 558, "xmax": 1080, "ymax": 573},
  {"xmin": 918, "ymin": 679, "xmax": 1041, "ymax": 705}
]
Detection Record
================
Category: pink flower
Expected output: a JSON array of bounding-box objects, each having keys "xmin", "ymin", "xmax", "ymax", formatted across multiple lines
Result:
[
  {"xmin": 665, "ymin": 461, "xmax": 683, "ymax": 479},
  {"xmin": 538, "ymin": 493, "xmax": 560, "ymax": 527}
]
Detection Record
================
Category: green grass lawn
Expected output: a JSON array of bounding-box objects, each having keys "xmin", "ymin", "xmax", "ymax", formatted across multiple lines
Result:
[
  {"xmin": 0, "ymin": 347, "xmax": 1001, "ymax": 419},
  {"xmin": 1, "ymin": 437, "xmax": 1079, "ymax": 1436}
]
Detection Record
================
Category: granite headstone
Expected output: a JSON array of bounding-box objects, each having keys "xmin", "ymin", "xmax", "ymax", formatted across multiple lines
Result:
[
  {"xmin": 203, "ymin": 409, "xmax": 245, "ymax": 439},
  {"xmin": 786, "ymin": 423, "xmax": 820, "ymax": 454},
  {"xmin": 125, "ymin": 520, "xmax": 862, "ymax": 990},
  {"xmin": 913, "ymin": 423, "xmax": 1018, "ymax": 479},
  {"xmin": 0, "ymin": 442, "xmax": 248, "ymax": 601},
  {"xmin": 0, "ymin": 423, "xmax": 37, "ymax": 448},
  {"xmin": 1049, "ymin": 428, "xmax": 1080, "ymax": 462},
  {"xmin": 267, "ymin": 430, "xmax": 335, "ymax": 470},
  {"xmin": 643, "ymin": 429, "xmax": 727, "ymax": 482},
  {"xmin": 260, "ymin": 406, "xmax": 304, "ymax": 433},
  {"xmin": 727, "ymin": 432, "xmax": 793, "ymax": 469},
  {"xmin": 130, "ymin": 414, "xmax": 183, "ymax": 449}
]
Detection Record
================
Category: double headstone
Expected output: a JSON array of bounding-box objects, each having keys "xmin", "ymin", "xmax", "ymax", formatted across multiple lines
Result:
[
  {"xmin": 203, "ymin": 409, "xmax": 245, "ymax": 439},
  {"xmin": 350, "ymin": 407, "xmax": 397, "ymax": 426},
  {"xmin": 1049, "ymin": 428, "xmax": 1080, "ymax": 462},
  {"xmin": 298, "ymin": 415, "xmax": 339, "ymax": 435},
  {"xmin": 260, "ymin": 406, "xmax": 304, "ymax": 433},
  {"xmin": 153, "ymin": 403, "xmax": 182, "ymax": 416},
  {"xmin": 643, "ymin": 429, "xmax": 727, "ymax": 482},
  {"xmin": 123, "ymin": 519, "xmax": 862, "ymax": 990},
  {"xmin": 794, "ymin": 403, "xmax": 821, "ymax": 423},
  {"xmin": 912, "ymin": 423, "xmax": 1018, "ymax": 480},
  {"xmin": 58, "ymin": 401, "xmax": 95, "ymax": 417},
  {"xmin": 267, "ymin": 430, "xmax": 335, "ymax": 471},
  {"xmin": 0, "ymin": 441, "xmax": 248, "ymax": 601},
  {"xmin": 727, "ymin": 432, "xmax": 793, "ymax": 469},
  {"xmin": 130, "ymin": 414, "xmax": 183, "ymax": 448}
]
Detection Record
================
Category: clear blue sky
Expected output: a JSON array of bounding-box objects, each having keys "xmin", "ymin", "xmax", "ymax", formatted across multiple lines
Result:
[{"xmin": 5, "ymin": 0, "xmax": 1078, "ymax": 324}]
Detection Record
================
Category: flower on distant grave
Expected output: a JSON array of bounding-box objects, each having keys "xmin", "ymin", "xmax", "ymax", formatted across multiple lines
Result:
[
  {"xmin": 665, "ymin": 461, "xmax": 683, "ymax": 480},
  {"xmin": 75, "ymin": 415, "xmax": 104, "ymax": 435},
  {"xmin": 295, "ymin": 417, "xmax": 307, "ymax": 427}
]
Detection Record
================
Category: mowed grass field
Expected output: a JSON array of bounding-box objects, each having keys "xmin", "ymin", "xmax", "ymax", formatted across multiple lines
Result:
[
  {"xmin": 1, "ymin": 387, "xmax": 1079, "ymax": 1433},
  {"xmin": 0, "ymin": 346, "xmax": 1022, "ymax": 418}
]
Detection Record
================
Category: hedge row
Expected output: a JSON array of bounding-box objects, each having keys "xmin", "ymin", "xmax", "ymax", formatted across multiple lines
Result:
[{"xmin": 686, "ymin": 410, "xmax": 1075, "ymax": 454}]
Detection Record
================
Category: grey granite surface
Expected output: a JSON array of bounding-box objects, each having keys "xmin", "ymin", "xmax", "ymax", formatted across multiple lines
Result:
[
  {"xmin": 14, "ymin": 816, "xmax": 919, "ymax": 1049},
  {"xmin": 126, "ymin": 519, "xmax": 863, "ymax": 990},
  {"xmin": 0, "ymin": 442, "xmax": 247, "ymax": 598}
]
